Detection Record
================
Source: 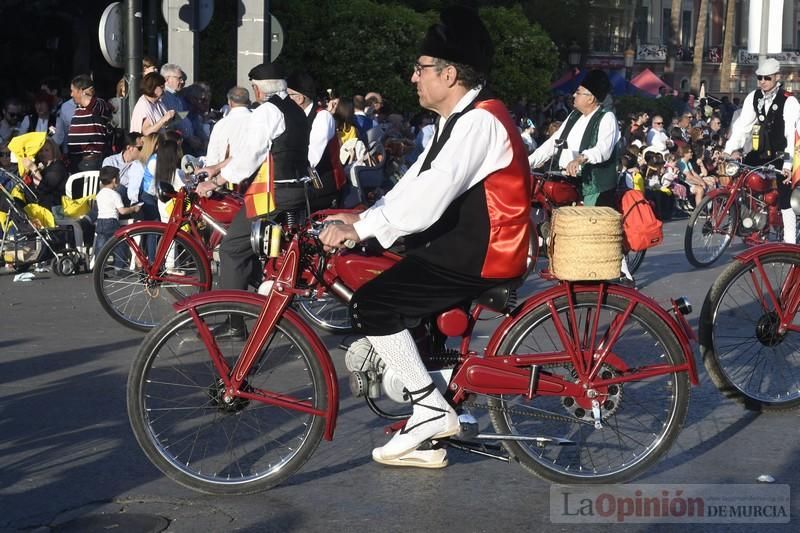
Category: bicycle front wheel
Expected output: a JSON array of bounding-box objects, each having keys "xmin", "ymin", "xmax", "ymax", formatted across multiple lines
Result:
[
  {"xmin": 684, "ymin": 193, "xmax": 738, "ymax": 268},
  {"xmin": 128, "ymin": 301, "xmax": 328, "ymax": 494},
  {"xmin": 701, "ymin": 252, "xmax": 800, "ymax": 410},
  {"xmin": 488, "ymin": 292, "xmax": 689, "ymax": 484},
  {"xmin": 93, "ymin": 228, "xmax": 210, "ymax": 331}
]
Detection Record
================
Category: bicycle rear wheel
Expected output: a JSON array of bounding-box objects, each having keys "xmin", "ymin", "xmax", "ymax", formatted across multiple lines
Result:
[
  {"xmin": 93, "ymin": 228, "xmax": 210, "ymax": 331},
  {"xmin": 487, "ymin": 291, "xmax": 689, "ymax": 484},
  {"xmin": 701, "ymin": 252, "xmax": 800, "ymax": 410},
  {"xmin": 128, "ymin": 301, "xmax": 327, "ymax": 494}
]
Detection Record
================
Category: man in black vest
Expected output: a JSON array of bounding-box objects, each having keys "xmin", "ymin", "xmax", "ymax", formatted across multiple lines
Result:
[
  {"xmin": 320, "ymin": 7, "xmax": 531, "ymax": 469},
  {"xmin": 198, "ymin": 63, "xmax": 309, "ymax": 331},
  {"xmin": 724, "ymin": 58, "xmax": 800, "ymax": 243},
  {"xmin": 286, "ymin": 71, "xmax": 342, "ymax": 211}
]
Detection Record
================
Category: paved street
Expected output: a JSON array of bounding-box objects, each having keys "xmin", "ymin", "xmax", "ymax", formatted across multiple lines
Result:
[{"xmin": 1, "ymin": 219, "xmax": 798, "ymax": 532}]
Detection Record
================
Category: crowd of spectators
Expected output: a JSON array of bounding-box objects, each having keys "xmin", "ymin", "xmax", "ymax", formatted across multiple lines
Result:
[{"xmin": 0, "ymin": 57, "xmax": 747, "ymax": 267}]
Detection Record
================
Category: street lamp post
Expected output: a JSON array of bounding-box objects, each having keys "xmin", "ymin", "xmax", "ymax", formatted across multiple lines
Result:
[{"xmin": 624, "ymin": 46, "xmax": 636, "ymax": 81}]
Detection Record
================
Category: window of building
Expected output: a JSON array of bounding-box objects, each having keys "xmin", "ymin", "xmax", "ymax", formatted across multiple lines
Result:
[
  {"xmin": 682, "ymin": 9, "xmax": 693, "ymax": 48},
  {"xmin": 635, "ymin": 4, "xmax": 649, "ymax": 44},
  {"xmin": 663, "ymin": 8, "xmax": 672, "ymax": 44}
]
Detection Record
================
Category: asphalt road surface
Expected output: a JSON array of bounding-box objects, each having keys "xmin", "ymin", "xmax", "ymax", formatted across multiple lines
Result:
[{"xmin": 1, "ymin": 219, "xmax": 798, "ymax": 532}]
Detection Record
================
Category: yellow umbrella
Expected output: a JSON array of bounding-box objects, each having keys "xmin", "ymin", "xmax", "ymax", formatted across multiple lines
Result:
[{"xmin": 7, "ymin": 132, "xmax": 47, "ymax": 175}]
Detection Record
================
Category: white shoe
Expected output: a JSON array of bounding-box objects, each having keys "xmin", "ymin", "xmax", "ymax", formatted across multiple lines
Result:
[
  {"xmin": 372, "ymin": 447, "xmax": 448, "ymax": 469},
  {"xmin": 371, "ymin": 384, "xmax": 459, "ymax": 461}
]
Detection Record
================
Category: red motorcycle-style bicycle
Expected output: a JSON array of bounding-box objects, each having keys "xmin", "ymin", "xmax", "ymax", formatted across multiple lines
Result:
[
  {"xmin": 684, "ymin": 159, "xmax": 799, "ymax": 268},
  {"xmin": 92, "ymin": 179, "xmax": 353, "ymax": 333},
  {"xmin": 127, "ymin": 217, "xmax": 699, "ymax": 494},
  {"xmin": 699, "ymin": 242, "xmax": 800, "ymax": 410}
]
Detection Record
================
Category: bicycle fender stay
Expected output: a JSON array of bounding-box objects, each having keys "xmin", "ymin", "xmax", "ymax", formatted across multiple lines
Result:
[
  {"xmin": 173, "ymin": 290, "xmax": 340, "ymax": 441},
  {"xmin": 485, "ymin": 282, "xmax": 699, "ymax": 385}
]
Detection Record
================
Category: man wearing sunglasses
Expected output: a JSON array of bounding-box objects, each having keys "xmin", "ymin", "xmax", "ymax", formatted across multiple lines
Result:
[
  {"xmin": 724, "ymin": 57, "xmax": 800, "ymax": 243},
  {"xmin": 0, "ymin": 98, "xmax": 24, "ymax": 143}
]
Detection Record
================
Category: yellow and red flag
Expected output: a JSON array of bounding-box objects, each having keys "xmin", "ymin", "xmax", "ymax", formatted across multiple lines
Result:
[{"xmin": 244, "ymin": 155, "xmax": 276, "ymax": 218}]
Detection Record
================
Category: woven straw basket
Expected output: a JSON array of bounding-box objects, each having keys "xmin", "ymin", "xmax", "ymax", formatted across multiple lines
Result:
[{"xmin": 548, "ymin": 206, "xmax": 623, "ymax": 281}]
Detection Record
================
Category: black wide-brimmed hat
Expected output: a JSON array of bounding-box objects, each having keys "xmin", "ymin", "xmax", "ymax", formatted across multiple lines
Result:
[
  {"xmin": 287, "ymin": 71, "xmax": 316, "ymax": 100},
  {"xmin": 248, "ymin": 62, "xmax": 285, "ymax": 81},
  {"xmin": 419, "ymin": 6, "xmax": 494, "ymax": 75},
  {"xmin": 580, "ymin": 69, "xmax": 611, "ymax": 102}
]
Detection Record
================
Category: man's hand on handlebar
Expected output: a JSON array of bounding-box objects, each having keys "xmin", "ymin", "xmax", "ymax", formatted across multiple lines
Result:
[{"xmin": 319, "ymin": 216, "xmax": 361, "ymax": 251}]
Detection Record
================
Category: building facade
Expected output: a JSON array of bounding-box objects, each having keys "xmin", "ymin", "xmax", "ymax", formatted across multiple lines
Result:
[{"xmin": 583, "ymin": 0, "xmax": 800, "ymax": 96}]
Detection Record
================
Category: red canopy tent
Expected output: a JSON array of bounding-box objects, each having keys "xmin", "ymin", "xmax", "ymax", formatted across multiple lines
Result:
[{"xmin": 630, "ymin": 68, "xmax": 672, "ymax": 96}]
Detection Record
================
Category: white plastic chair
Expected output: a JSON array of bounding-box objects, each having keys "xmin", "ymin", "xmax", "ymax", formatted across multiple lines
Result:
[{"xmin": 65, "ymin": 170, "xmax": 100, "ymax": 199}]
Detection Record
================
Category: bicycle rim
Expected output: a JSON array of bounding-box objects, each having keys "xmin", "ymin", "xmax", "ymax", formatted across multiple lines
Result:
[
  {"xmin": 95, "ymin": 229, "xmax": 208, "ymax": 330},
  {"xmin": 710, "ymin": 255, "xmax": 800, "ymax": 405},
  {"xmin": 130, "ymin": 303, "xmax": 325, "ymax": 492},
  {"xmin": 489, "ymin": 293, "xmax": 688, "ymax": 483}
]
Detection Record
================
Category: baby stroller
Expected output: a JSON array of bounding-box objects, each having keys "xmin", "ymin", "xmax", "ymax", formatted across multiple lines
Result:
[{"xmin": 0, "ymin": 168, "xmax": 84, "ymax": 275}]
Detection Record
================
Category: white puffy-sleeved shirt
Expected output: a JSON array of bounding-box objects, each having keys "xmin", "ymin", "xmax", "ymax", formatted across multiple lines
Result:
[
  {"xmin": 205, "ymin": 106, "xmax": 252, "ymax": 165},
  {"xmin": 302, "ymin": 103, "xmax": 336, "ymax": 168},
  {"xmin": 353, "ymin": 86, "xmax": 512, "ymax": 248},
  {"xmin": 725, "ymin": 86, "xmax": 800, "ymax": 171},
  {"xmin": 527, "ymin": 107, "xmax": 620, "ymax": 170},
  {"xmin": 220, "ymin": 93, "xmax": 287, "ymax": 184}
]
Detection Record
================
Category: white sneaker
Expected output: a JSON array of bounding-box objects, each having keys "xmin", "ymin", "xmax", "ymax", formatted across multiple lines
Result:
[
  {"xmin": 371, "ymin": 383, "xmax": 459, "ymax": 461},
  {"xmin": 372, "ymin": 447, "xmax": 448, "ymax": 469}
]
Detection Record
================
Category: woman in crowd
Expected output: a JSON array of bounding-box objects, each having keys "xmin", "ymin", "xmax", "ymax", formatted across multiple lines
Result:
[{"xmin": 130, "ymin": 72, "xmax": 175, "ymax": 136}]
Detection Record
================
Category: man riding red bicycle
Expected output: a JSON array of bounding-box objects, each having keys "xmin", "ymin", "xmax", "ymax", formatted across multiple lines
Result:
[{"xmin": 320, "ymin": 6, "xmax": 531, "ymax": 468}]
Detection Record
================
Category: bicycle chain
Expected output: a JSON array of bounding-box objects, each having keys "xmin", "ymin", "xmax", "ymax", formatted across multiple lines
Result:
[{"xmin": 461, "ymin": 396, "xmax": 594, "ymax": 426}]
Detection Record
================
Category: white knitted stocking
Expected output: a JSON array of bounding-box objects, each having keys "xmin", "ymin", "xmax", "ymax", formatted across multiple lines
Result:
[
  {"xmin": 782, "ymin": 208, "xmax": 797, "ymax": 245},
  {"xmin": 367, "ymin": 330, "xmax": 450, "ymax": 414}
]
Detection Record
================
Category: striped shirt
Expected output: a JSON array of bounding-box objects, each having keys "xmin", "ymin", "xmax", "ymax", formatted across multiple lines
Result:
[{"xmin": 67, "ymin": 96, "xmax": 111, "ymax": 156}]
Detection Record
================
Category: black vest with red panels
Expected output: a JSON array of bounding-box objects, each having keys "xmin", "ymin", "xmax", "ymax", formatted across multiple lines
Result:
[{"xmin": 405, "ymin": 93, "xmax": 531, "ymax": 279}]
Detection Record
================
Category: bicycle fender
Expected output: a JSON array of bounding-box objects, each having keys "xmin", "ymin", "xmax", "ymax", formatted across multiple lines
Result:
[
  {"xmin": 733, "ymin": 243, "xmax": 800, "ymax": 263},
  {"xmin": 173, "ymin": 290, "xmax": 340, "ymax": 440},
  {"xmin": 485, "ymin": 283, "xmax": 699, "ymax": 385}
]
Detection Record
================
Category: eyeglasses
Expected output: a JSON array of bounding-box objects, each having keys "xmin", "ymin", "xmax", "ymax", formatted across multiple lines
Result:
[
  {"xmin": 653, "ymin": 121, "xmax": 663, "ymax": 125},
  {"xmin": 756, "ymin": 75, "xmax": 773, "ymax": 81},
  {"xmin": 5, "ymin": 112, "xmax": 20, "ymax": 118},
  {"xmin": 413, "ymin": 62, "xmax": 438, "ymax": 76}
]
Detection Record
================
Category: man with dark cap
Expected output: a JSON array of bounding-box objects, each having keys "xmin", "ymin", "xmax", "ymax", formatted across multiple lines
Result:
[
  {"xmin": 529, "ymin": 70, "xmax": 631, "ymax": 281},
  {"xmin": 286, "ymin": 71, "xmax": 345, "ymax": 210},
  {"xmin": 198, "ymin": 63, "xmax": 309, "ymax": 327},
  {"xmin": 319, "ymin": 6, "xmax": 531, "ymax": 468},
  {"xmin": 529, "ymin": 69, "xmax": 620, "ymax": 207}
]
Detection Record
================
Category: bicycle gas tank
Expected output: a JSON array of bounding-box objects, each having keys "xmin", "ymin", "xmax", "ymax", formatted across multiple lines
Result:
[
  {"xmin": 199, "ymin": 194, "xmax": 243, "ymax": 225},
  {"xmin": 744, "ymin": 170, "xmax": 775, "ymax": 194},
  {"xmin": 542, "ymin": 180, "xmax": 580, "ymax": 206},
  {"xmin": 334, "ymin": 251, "xmax": 401, "ymax": 291}
]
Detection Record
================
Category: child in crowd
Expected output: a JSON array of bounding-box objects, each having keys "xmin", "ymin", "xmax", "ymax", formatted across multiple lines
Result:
[
  {"xmin": 94, "ymin": 166, "xmax": 141, "ymax": 266},
  {"xmin": 662, "ymin": 153, "xmax": 690, "ymax": 214}
]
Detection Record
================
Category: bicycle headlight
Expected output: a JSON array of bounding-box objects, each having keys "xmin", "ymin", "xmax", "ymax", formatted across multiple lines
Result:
[
  {"xmin": 250, "ymin": 218, "xmax": 283, "ymax": 258},
  {"xmin": 724, "ymin": 161, "xmax": 740, "ymax": 177}
]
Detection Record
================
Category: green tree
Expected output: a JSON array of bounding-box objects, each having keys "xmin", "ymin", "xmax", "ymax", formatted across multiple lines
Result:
[{"xmin": 479, "ymin": 5, "xmax": 558, "ymax": 105}]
